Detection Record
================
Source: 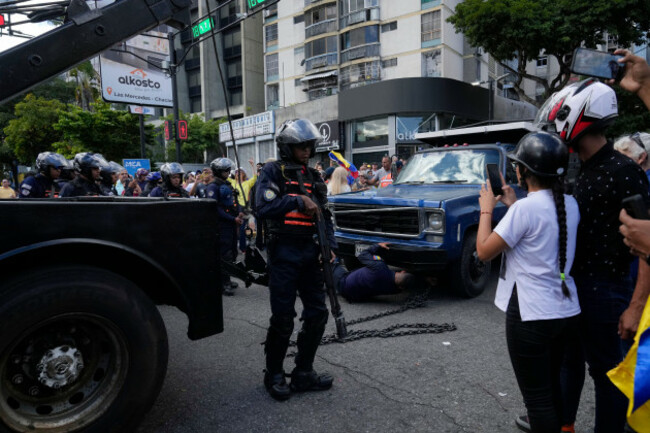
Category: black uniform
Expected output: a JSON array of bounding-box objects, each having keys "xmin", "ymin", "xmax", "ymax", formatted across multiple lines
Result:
[
  {"xmin": 206, "ymin": 177, "xmax": 239, "ymax": 292},
  {"xmin": 255, "ymin": 159, "xmax": 337, "ymax": 396},
  {"xmin": 59, "ymin": 176, "xmax": 101, "ymax": 197},
  {"xmin": 150, "ymin": 185, "xmax": 189, "ymax": 198}
]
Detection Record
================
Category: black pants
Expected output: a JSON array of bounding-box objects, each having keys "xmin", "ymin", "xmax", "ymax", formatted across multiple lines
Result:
[{"xmin": 506, "ymin": 287, "xmax": 579, "ymax": 433}]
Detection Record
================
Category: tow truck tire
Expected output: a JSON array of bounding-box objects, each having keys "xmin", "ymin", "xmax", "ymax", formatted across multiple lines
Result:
[
  {"xmin": 450, "ymin": 231, "xmax": 491, "ymax": 298},
  {"xmin": 0, "ymin": 266, "xmax": 168, "ymax": 433}
]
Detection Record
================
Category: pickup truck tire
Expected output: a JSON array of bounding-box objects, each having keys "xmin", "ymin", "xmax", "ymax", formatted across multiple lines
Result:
[
  {"xmin": 0, "ymin": 266, "xmax": 168, "ymax": 433},
  {"xmin": 451, "ymin": 231, "xmax": 491, "ymax": 298}
]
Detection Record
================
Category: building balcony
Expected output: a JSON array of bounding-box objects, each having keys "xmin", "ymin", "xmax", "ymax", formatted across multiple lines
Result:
[
  {"xmin": 341, "ymin": 43, "xmax": 380, "ymax": 64},
  {"xmin": 305, "ymin": 53, "xmax": 338, "ymax": 72},
  {"xmin": 305, "ymin": 18, "xmax": 337, "ymax": 39},
  {"xmin": 307, "ymin": 87, "xmax": 338, "ymax": 101},
  {"xmin": 340, "ymin": 7, "xmax": 379, "ymax": 29},
  {"xmin": 340, "ymin": 60, "xmax": 381, "ymax": 90}
]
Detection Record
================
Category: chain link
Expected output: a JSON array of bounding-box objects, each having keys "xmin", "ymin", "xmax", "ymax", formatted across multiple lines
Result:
[{"xmin": 286, "ymin": 292, "xmax": 457, "ymax": 357}]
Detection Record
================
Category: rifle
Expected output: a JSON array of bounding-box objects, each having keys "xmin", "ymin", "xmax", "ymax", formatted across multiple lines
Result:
[{"xmin": 296, "ymin": 169, "xmax": 348, "ymax": 339}]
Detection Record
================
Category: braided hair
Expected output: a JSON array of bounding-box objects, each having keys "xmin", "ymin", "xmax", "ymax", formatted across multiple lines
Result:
[{"xmin": 551, "ymin": 178, "xmax": 570, "ymax": 299}]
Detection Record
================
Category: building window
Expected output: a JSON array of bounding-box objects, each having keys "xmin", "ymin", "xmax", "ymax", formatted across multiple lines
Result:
[
  {"xmin": 294, "ymin": 14, "xmax": 305, "ymax": 24},
  {"xmin": 264, "ymin": 3, "xmax": 277, "ymax": 21},
  {"xmin": 190, "ymin": 96, "xmax": 202, "ymax": 113},
  {"xmin": 536, "ymin": 56, "xmax": 548, "ymax": 67},
  {"xmin": 187, "ymin": 69, "xmax": 201, "ymax": 88},
  {"xmin": 305, "ymin": 4, "xmax": 337, "ymax": 26},
  {"xmin": 305, "ymin": 36, "xmax": 338, "ymax": 58},
  {"xmin": 381, "ymin": 21, "xmax": 397, "ymax": 33},
  {"xmin": 421, "ymin": 0, "xmax": 441, "ymax": 9},
  {"xmin": 340, "ymin": 60, "xmax": 381, "ymax": 89},
  {"xmin": 341, "ymin": 25, "xmax": 379, "ymax": 50},
  {"xmin": 223, "ymin": 27, "xmax": 241, "ymax": 58},
  {"xmin": 422, "ymin": 49, "xmax": 442, "ymax": 77},
  {"xmin": 265, "ymin": 23, "xmax": 278, "ymax": 50},
  {"xmin": 421, "ymin": 10, "xmax": 441, "ymax": 45},
  {"xmin": 230, "ymin": 89, "xmax": 242, "ymax": 106},
  {"xmin": 267, "ymin": 84, "xmax": 279, "ymax": 109},
  {"xmin": 266, "ymin": 53, "xmax": 279, "ymax": 81},
  {"xmin": 227, "ymin": 60, "xmax": 242, "ymax": 88},
  {"xmin": 353, "ymin": 116, "xmax": 388, "ymax": 144},
  {"xmin": 382, "ymin": 58, "xmax": 397, "ymax": 68}
]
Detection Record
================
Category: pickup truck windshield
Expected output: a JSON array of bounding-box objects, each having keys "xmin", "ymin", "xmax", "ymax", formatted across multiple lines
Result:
[{"xmin": 395, "ymin": 148, "xmax": 501, "ymax": 185}]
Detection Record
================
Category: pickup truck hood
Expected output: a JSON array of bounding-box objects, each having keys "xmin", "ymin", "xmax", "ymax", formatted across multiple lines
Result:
[{"xmin": 329, "ymin": 184, "xmax": 480, "ymax": 208}]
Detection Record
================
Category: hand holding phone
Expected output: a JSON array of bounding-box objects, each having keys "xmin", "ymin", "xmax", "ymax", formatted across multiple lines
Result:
[
  {"xmin": 486, "ymin": 163, "xmax": 504, "ymax": 196},
  {"xmin": 622, "ymin": 194, "xmax": 649, "ymax": 220},
  {"xmin": 571, "ymin": 47, "xmax": 625, "ymax": 81}
]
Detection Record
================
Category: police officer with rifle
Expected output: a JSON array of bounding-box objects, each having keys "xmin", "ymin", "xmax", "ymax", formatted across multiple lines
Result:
[{"xmin": 255, "ymin": 118, "xmax": 341, "ymax": 401}]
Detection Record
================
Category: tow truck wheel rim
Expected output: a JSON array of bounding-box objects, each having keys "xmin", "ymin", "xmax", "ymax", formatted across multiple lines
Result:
[{"xmin": 0, "ymin": 313, "xmax": 128, "ymax": 432}]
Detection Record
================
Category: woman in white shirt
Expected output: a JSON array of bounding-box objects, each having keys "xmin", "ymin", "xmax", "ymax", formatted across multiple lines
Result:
[{"xmin": 476, "ymin": 132, "xmax": 581, "ymax": 433}]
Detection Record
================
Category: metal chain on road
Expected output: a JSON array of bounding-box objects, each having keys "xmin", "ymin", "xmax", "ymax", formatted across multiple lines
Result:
[{"xmin": 286, "ymin": 292, "xmax": 457, "ymax": 356}]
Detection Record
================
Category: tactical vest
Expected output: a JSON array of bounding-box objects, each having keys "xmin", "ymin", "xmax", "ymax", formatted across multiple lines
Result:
[
  {"xmin": 213, "ymin": 178, "xmax": 237, "ymax": 214},
  {"xmin": 267, "ymin": 163, "xmax": 317, "ymax": 237},
  {"xmin": 163, "ymin": 186, "xmax": 189, "ymax": 198}
]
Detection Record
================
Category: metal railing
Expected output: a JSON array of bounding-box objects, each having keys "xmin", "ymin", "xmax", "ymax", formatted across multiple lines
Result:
[
  {"xmin": 305, "ymin": 18, "xmax": 337, "ymax": 38},
  {"xmin": 341, "ymin": 43, "xmax": 380, "ymax": 63},
  {"xmin": 340, "ymin": 7, "xmax": 379, "ymax": 28},
  {"xmin": 305, "ymin": 52, "xmax": 338, "ymax": 71}
]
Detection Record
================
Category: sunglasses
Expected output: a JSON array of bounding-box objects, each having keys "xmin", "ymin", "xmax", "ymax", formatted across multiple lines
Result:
[{"xmin": 631, "ymin": 132, "xmax": 644, "ymax": 149}]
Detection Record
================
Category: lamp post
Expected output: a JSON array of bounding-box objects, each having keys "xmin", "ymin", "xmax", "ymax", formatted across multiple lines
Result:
[{"xmin": 472, "ymin": 73, "xmax": 510, "ymax": 121}]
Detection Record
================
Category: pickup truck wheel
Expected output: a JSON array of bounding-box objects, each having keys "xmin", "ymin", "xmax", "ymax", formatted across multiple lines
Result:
[
  {"xmin": 0, "ymin": 266, "xmax": 168, "ymax": 433},
  {"xmin": 451, "ymin": 231, "xmax": 491, "ymax": 298}
]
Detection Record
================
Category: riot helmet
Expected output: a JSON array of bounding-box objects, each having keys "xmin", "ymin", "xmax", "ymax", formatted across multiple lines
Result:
[
  {"xmin": 508, "ymin": 132, "xmax": 569, "ymax": 178},
  {"xmin": 59, "ymin": 159, "xmax": 76, "ymax": 181},
  {"xmin": 73, "ymin": 152, "xmax": 108, "ymax": 180},
  {"xmin": 210, "ymin": 158, "xmax": 235, "ymax": 179},
  {"xmin": 35, "ymin": 152, "xmax": 67, "ymax": 178},
  {"xmin": 275, "ymin": 119, "xmax": 322, "ymax": 161},
  {"xmin": 160, "ymin": 162, "xmax": 185, "ymax": 188},
  {"xmin": 99, "ymin": 161, "xmax": 125, "ymax": 185},
  {"xmin": 535, "ymin": 79, "xmax": 617, "ymax": 146}
]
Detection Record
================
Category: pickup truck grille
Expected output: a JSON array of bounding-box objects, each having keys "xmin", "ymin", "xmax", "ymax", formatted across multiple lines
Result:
[{"xmin": 332, "ymin": 204, "xmax": 421, "ymax": 237}]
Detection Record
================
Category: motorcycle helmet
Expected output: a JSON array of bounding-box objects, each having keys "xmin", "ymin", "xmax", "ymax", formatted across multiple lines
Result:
[
  {"xmin": 508, "ymin": 131, "xmax": 569, "ymax": 177},
  {"xmin": 535, "ymin": 79, "xmax": 617, "ymax": 146},
  {"xmin": 99, "ymin": 161, "xmax": 125, "ymax": 185},
  {"xmin": 275, "ymin": 119, "xmax": 322, "ymax": 161},
  {"xmin": 210, "ymin": 158, "xmax": 235, "ymax": 178},
  {"xmin": 35, "ymin": 152, "xmax": 67, "ymax": 177},
  {"xmin": 160, "ymin": 162, "xmax": 185, "ymax": 187},
  {"xmin": 73, "ymin": 152, "xmax": 108, "ymax": 180}
]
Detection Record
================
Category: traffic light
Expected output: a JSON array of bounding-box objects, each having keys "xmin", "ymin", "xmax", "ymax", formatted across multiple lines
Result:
[
  {"xmin": 0, "ymin": 15, "xmax": 5, "ymax": 27},
  {"xmin": 164, "ymin": 120, "xmax": 170, "ymax": 140},
  {"xmin": 178, "ymin": 120, "xmax": 188, "ymax": 140}
]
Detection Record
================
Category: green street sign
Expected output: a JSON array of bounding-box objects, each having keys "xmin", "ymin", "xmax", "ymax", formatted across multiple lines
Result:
[
  {"xmin": 192, "ymin": 17, "xmax": 214, "ymax": 39},
  {"xmin": 247, "ymin": 0, "xmax": 270, "ymax": 10}
]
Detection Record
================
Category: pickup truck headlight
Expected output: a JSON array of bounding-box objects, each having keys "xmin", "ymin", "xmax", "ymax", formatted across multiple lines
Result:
[{"xmin": 428, "ymin": 213, "xmax": 444, "ymax": 231}]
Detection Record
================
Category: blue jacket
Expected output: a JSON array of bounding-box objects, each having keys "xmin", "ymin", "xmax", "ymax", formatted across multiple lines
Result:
[
  {"xmin": 206, "ymin": 178, "xmax": 239, "ymax": 224},
  {"xmin": 340, "ymin": 245, "xmax": 397, "ymax": 301},
  {"xmin": 19, "ymin": 174, "xmax": 53, "ymax": 198}
]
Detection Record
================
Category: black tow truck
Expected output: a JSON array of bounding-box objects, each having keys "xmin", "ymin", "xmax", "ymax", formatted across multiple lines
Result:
[{"xmin": 0, "ymin": 2, "xmax": 225, "ymax": 432}]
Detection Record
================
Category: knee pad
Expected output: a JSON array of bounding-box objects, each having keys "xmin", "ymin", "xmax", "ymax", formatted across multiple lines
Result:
[{"xmin": 270, "ymin": 314, "xmax": 294, "ymax": 339}]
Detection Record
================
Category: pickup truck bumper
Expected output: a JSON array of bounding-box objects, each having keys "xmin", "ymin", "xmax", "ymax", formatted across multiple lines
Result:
[{"xmin": 336, "ymin": 237, "xmax": 448, "ymax": 272}]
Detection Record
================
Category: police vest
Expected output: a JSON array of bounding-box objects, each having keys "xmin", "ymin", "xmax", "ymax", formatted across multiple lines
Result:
[
  {"xmin": 213, "ymin": 178, "xmax": 237, "ymax": 214},
  {"xmin": 266, "ymin": 163, "xmax": 318, "ymax": 237}
]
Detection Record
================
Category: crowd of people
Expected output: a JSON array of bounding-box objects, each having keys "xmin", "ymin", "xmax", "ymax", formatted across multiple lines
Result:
[{"xmin": 477, "ymin": 48, "xmax": 650, "ymax": 433}]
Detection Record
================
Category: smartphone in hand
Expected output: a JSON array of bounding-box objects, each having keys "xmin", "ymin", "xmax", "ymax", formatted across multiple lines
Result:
[
  {"xmin": 622, "ymin": 194, "xmax": 650, "ymax": 220},
  {"xmin": 486, "ymin": 163, "xmax": 504, "ymax": 196},
  {"xmin": 571, "ymin": 47, "xmax": 625, "ymax": 81}
]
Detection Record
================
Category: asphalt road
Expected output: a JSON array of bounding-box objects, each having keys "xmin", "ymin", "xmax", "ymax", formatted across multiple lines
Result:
[{"xmin": 137, "ymin": 269, "xmax": 595, "ymax": 433}]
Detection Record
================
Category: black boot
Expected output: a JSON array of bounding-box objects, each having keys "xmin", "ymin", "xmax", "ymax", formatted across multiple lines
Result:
[
  {"xmin": 263, "ymin": 315, "xmax": 294, "ymax": 401},
  {"xmin": 290, "ymin": 311, "xmax": 333, "ymax": 392}
]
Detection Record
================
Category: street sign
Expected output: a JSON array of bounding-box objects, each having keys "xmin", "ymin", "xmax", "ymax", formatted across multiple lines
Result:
[
  {"xmin": 122, "ymin": 159, "xmax": 151, "ymax": 176},
  {"xmin": 128, "ymin": 105, "xmax": 156, "ymax": 115},
  {"xmin": 247, "ymin": 0, "xmax": 270, "ymax": 10},
  {"xmin": 192, "ymin": 17, "xmax": 214, "ymax": 38},
  {"xmin": 164, "ymin": 120, "xmax": 171, "ymax": 140},
  {"xmin": 178, "ymin": 120, "xmax": 188, "ymax": 140}
]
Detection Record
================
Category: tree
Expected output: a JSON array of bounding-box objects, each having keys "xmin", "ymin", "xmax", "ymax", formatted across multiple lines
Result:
[
  {"xmin": 3, "ymin": 94, "xmax": 67, "ymax": 164},
  {"xmin": 52, "ymin": 101, "xmax": 154, "ymax": 161},
  {"xmin": 607, "ymin": 85, "xmax": 650, "ymax": 139},
  {"xmin": 68, "ymin": 61, "xmax": 100, "ymax": 111},
  {"xmin": 448, "ymin": 0, "xmax": 650, "ymax": 105},
  {"xmin": 161, "ymin": 112, "xmax": 225, "ymax": 163}
]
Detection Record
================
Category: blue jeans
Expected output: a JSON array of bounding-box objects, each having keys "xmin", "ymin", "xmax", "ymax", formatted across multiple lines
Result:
[{"xmin": 573, "ymin": 274, "xmax": 634, "ymax": 433}]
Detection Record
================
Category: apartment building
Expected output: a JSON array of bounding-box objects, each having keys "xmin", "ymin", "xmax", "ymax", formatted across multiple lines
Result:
[{"xmin": 261, "ymin": 0, "xmax": 533, "ymax": 165}]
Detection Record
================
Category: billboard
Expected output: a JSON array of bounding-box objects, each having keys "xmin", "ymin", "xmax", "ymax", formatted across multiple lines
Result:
[
  {"xmin": 99, "ymin": 25, "xmax": 173, "ymax": 107},
  {"xmin": 122, "ymin": 159, "xmax": 151, "ymax": 176}
]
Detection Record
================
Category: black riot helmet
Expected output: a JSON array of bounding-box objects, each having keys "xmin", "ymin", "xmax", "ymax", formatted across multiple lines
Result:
[
  {"xmin": 59, "ymin": 159, "xmax": 76, "ymax": 181},
  {"xmin": 35, "ymin": 152, "xmax": 67, "ymax": 177},
  {"xmin": 99, "ymin": 161, "xmax": 124, "ymax": 185},
  {"xmin": 74, "ymin": 152, "xmax": 108, "ymax": 180},
  {"xmin": 275, "ymin": 119, "xmax": 322, "ymax": 161},
  {"xmin": 160, "ymin": 162, "xmax": 185, "ymax": 187},
  {"xmin": 210, "ymin": 157, "xmax": 235, "ymax": 179},
  {"xmin": 508, "ymin": 131, "xmax": 569, "ymax": 178}
]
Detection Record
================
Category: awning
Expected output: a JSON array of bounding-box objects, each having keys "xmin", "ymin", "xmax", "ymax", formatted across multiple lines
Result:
[{"xmin": 300, "ymin": 71, "xmax": 338, "ymax": 82}]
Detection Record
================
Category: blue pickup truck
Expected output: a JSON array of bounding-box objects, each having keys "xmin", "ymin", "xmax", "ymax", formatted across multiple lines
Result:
[{"xmin": 329, "ymin": 123, "xmax": 535, "ymax": 297}]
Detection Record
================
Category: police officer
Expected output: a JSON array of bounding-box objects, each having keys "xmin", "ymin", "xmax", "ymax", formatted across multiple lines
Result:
[
  {"xmin": 207, "ymin": 158, "xmax": 242, "ymax": 296},
  {"xmin": 98, "ymin": 161, "xmax": 125, "ymax": 196},
  {"xmin": 151, "ymin": 163, "xmax": 189, "ymax": 198},
  {"xmin": 55, "ymin": 159, "xmax": 76, "ymax": 193},
  {"xmin": 140, "ymin": 172, "xmax": 162, "ymax": 197},
  {"xmin": 19, "ymin": 151, "xmax": 67, "ymax": 198},
  {"xmin": 59, "ymin": 152, "xmax": 106, "ymax": 197},
  {"xmin": 255, "ymin": 118, "xmax": 337, "ymax": 401}
]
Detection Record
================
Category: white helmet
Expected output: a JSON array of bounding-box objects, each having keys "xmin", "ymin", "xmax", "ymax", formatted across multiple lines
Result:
[{"xmin": 535, "ymin": 79, "xmax": 618, "ymax": 145}]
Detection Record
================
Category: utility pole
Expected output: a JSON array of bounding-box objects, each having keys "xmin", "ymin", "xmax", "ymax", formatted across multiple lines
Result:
[
  {"xmin": 139, "ymin": 114, "xmax": 146, "ymax": 159},
  {"xmin": 168, "ymin": 32, "xmax": 182, "ymax": 163}
]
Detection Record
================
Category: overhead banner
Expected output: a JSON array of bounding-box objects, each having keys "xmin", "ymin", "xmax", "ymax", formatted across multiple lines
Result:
[
  {"xmin": 219, "ymin": 111, "xmax": 275, "ymax": 142},
  {"xmin": 99, "ymin": 25, "xmax": 173, "ymax": 108}
]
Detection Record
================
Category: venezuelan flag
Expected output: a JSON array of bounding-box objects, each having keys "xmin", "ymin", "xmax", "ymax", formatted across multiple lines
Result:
[
  {"xmin": 608, "ymin": 298, "xmax": 650, "ymax": 432},
  {"xmin": 329, "ymin": 151, "xmax": 358, "ymax": 179}
]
